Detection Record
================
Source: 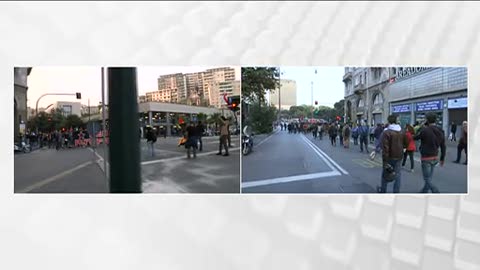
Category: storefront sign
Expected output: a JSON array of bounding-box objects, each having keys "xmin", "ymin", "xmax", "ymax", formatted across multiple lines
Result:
[
  {"xmin": 448, "ymin": 97, "xmax": 467, "ymax": 109},
  {"xmin": 392, "ymin": 104, "xmax": 411, "ymax": 113},
  {"xmin": 396, "ymin": 67, "xmax": 431, "ymax": 80},
  {"xmin": 415, "ymin": 100, "xmax": 443, "ymax": 112}
]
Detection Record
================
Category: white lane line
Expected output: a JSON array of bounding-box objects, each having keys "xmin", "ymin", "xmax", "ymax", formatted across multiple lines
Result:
[
  {"xmin": 19, "ymin": 161, "xmax": 94, "ymax": 193},
  {"xmin": 300, "ymin": 135, "xmax": 340, "ymax": 173},
  {"xmin": 242, "ymin": 171, "xmax": 342, "ymax": 189},
  {"xmin": 141, "ymin": 147, "xmax": 241, "ymax": 166},
  {"xmin": 302, "ymin": 135, "xmax": 349, "ymax": 175},
  {"xmin": 255, "ymin": 130, "xmax": 280, "ymax": 148}
]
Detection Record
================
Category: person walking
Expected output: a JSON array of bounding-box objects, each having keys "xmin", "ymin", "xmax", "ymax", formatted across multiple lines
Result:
[
  {"xmin": 369, "ymin": 124, "xmax": 375, "ymax": 144},
  {"xmin": 450, "ymin": 122, "xmax": 457, "ymax": 142},
  {"xmin": 196, "ymin": 121, "xmax": 205, "ymax": 151},
  {"xmin": 216, "ymin": 116, "xmax": 229, "ymax": 156},
  {"xmin": 329, "ymin": 123, "xmax": 337, "ymax": 146},
  {"xmin": 339, "ymin": 124, "xmax": 344, "ymax": 146},
  {"xmin": 358, "ymin": 121, "xmax": 370, "ymax": 153},
  {"xmin": 343, "ymin": 123, "xmax": 351, "ymax": 148},
  {"xmin": 414, "ymin": 113, "xmax": 446, "ymax": 193},
  {"xmin": 378, "ymin": 115, "xmax": 407, "ymax": 193},
  {"xmin": 402, "ymin": 124, "xmax": 416, "ymax": 172},
  {"xmin": 185, "ymin": 122, "xmax": 198, "ymax": 159},
  {"xmin": 413, "ymin": 121, "xmax": 421, "ymax": 152},
  {"xmin": 454, "ymin": 121, "xmax": 467, "ymax": 165},
  {"xmin": 146, "ymin": 127, "xmax": 157, "ymax": 157},
  {"xmin": 312, "ymin": 124, "xmax": 318, "ymax": 139},
  {"xmin": 351, "ymin": 124, "xmax": 359, "ymax": 145}
]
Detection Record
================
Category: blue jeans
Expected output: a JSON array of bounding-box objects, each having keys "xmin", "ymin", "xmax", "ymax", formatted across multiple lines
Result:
[
  {"xmin": 380, "ymin": 159, "xmax": 402, "ymax": 193},
  {"xmin": 421, "ymin": 160, "xmax": 440, "ymax": 193},
  {"xmin": 148, "ymin": 141, "xmax": 155, "ymax": 157}
]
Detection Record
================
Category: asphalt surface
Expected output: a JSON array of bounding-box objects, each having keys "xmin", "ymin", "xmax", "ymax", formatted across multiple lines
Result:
[
  {"xmin": 14, "ymin": 147, "xmax": 107, "ymax": 193},
  {"xmin": 242, "ymin": 128, "xmax": 467, "ymax": 193},
  {"xmin": 140, "ymin": 135, "xmax": 240, "ymax": 193}
]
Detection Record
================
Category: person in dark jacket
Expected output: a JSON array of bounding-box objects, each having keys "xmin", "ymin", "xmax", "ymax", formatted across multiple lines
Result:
[
  {"xmin": 454, "ymin": 121, "xmax": 467, "ymax": 165},
  {"xmin": 196, "ymin": 121, "xmax": 205, "ymax": 151},
  {"xmin": 185, "ymin": 122, "xmax": 198, "ymax": 159},
  {"xmin": 146, "ymin": 127, "xmax": 157, "ymax": 157},
  {"xmin": 414, "ymin": 113, "xmax": 446, "ymax": 193},
  {"xmin": 328, "ymin": 123, "xmax": 338, "ymax": 146},
  {"xmin": 358, "ymin": 121, "xmax": 370, "ymax": 153},
  {"xmin": 378, "ymin": 115, "xmax": 408, "ymax": 193}
]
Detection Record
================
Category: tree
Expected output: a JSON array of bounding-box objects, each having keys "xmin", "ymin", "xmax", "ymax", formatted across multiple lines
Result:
[
  {"xmin": 241, "ymin": 67, "xmax": 280, "ymax": 104},
  {"xmin": 62, "ymin": 114, "xmax": 84, "ymax": 129},
  {"xmin": 245, "ymin": 101, "xmax": 277, "ymax": 134},
  {"xmin": 197, "ymin": 113, "xmax": 207, "ymax": 122}
]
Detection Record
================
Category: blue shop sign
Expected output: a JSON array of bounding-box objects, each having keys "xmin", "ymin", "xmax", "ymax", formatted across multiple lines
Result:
[
  {"xmin": 415, "ymin": 100, "xmax": 443, "ymax": 112},
  {"xmin": 392, "ymin": 104, "xmax": 411, "ymax": 113}
]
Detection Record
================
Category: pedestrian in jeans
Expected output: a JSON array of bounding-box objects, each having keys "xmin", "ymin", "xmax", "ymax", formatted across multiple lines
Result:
[
  {"xmin": 414, "ymin": 113, "xmax": 446, "ymax": 193},
  {"xmin": 450, "ymin": 122, "xmax": 457, "ymax": 142},
  {"xmin": 216, "ymin": 116, "xmax": 229, "ymax": 156},
  {"xmin": 402, "ymin": 124, "xmax": 416, "ymax": 172},
  {"xmin": 146, "ymin": 127, "xmax": 156, "ymax": 157},
  {"xmin": 328, "ymin": 123, "xmax": 337, "ymax": 146},
  {"xmin": 370, "ymin": 124, "xmax": 375, "ymax": 143},
  {"xmin": 196, "ymin": 121, "xmax": 205, "ymax": 151},
  {"xmin": 185, "ymin": 122, "xmax": 198, "ymax": 159},
  {"xmin": 454, "ymin": 121, "xmax": 467, "ymax": 165},
  {"xmin": 378, "ymin": 115, "xmax": 407, "ymax": 193},
  {"xmin": 352, "ymin": 124, "xmax": 359, "ymax": 145},
  {"xmin": 343, "ymin": 123, "xmax": 351, "ymax": 148},
  {"xmin": 358, "ymin": 121, "xmax": 369, "ymax": 153}
]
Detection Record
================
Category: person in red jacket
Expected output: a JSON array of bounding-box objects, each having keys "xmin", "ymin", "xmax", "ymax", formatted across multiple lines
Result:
[{"xmin": 402, "ymin": 124, "xmax": 416, "ymax": 172}]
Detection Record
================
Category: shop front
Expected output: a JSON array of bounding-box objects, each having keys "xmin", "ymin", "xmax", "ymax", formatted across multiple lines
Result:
[
  {"xmin": 447, "ymin": 96, "xmax": 467, "ymax": 129},
  {"xmin": 414, "ymin": 99, "xmax": 444, "ymax": 128},
  {"xmin": 391, "ymin": 103, "xmax": 412, "ymax": 128}
]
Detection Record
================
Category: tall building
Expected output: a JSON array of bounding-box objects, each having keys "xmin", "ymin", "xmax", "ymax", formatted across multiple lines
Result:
[
  {"xmin": 203, "ymin": 67, "xmax": 236, "ymax": 107},
  {"xmin": 185, "ymin": 72, "xmax": 205, "ymax": 104},
  {"xmin": 208, "ymin": 80, "xmax": 241, "ymax": 108},
  {"xmin": 269, "ymin": 79, "xmax": 297, "ymax": 110},
  {"xmin": 14, "ymin": 67, "xmax": 31, "ymax": 139},
  {"xmin": 343, "ymin": 67, "xmax": 468, "ymax": 134},
  {"xmin": 157, "ymin": 73, "xmax": 186, "ymax": 103}
]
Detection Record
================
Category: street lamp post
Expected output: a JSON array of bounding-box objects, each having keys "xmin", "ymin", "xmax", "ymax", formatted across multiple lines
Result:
[
  {"xmin": 311, "ymin": 81, "xmax": 314, "ymax": 119},
  {"xmin": 35, "ymin": 92, "xmax": 81, "ymax": 133}
]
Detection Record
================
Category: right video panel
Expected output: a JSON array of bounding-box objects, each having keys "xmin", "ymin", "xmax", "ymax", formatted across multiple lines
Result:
[{"xmin": 241, "ymin": 66, "xmax": 468, "ymax": 194}]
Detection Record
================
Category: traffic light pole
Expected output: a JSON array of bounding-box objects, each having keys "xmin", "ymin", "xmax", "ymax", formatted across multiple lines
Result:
[
  {"xmin": 35, "ymin": 92, "xmax": 81, "ymax": 133},
  {"xmin": 108, "ymin": 67, "xmax": 141, "ymax": 193}
]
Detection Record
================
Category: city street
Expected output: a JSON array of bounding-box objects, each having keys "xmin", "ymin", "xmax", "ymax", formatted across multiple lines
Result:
[
  {"xmin": 140, "ymin": 135, "xmax": 240, "ymax": 193},
  {"xmin": 14, "ymin": 147, "xmax": 108, "ymax": 193},
  {"xmin": 242, "ymin": 128, "xmax": 467, "ymax": 193}
]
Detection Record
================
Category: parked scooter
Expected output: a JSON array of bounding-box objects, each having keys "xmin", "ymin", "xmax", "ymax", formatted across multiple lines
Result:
[
  {"xmin": 242, "ymin": 126, "xmax": 254, "ymax": 155},
  {"xmin": 14, "ymin": 141, "xmax": 31, "ymax": 153}
]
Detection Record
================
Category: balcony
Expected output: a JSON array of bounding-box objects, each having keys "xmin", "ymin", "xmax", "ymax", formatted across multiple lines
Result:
[
  {"xmin": 343, "ymin": 71, "xmax": 352, "ymax": 82},
  {"xmin": 353, "ymin": 83, "xmax": 366, "ymax": 95}
]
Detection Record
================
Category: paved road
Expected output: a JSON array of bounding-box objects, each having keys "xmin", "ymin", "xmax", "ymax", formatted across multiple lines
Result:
[
  {"xmin": 140, "ymin": 135, "xmax": 240, "ymax": 193},
  {"xmin": 242, "ymin": 129, "xmax": 467, "ymax": 193},
  {"xmin": 14, "ymin": 147, "xmax": 107, "ymax": 193}
]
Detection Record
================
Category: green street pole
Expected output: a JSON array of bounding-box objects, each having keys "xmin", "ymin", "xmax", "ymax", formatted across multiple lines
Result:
[{"xmin": 108, "ymin": 67, "xmax": 141, "ymax": 193}]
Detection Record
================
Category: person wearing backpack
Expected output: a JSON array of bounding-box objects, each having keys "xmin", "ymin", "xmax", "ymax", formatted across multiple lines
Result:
[
  {"xmin": 351, "ymin": 124, "xmax": 359, "ymax": 145},
  {"xmin": 414, "ymin": 113, "xmax": 446, "ymax": 193}
]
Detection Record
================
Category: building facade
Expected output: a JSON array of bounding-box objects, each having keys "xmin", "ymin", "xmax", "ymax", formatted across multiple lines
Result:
[
  {"xmin": 54, "ymin": 101, "xmax": 82, "ymax": 117},
  {"xmin": 157, "ymin": 73, "xmax": 186, "ymax": 103},
  {"xmin": 269, "ymin": 79, "xmax": 297, "ymax": 110},
  {"xmin": 344, "ymin": 67, "xmax": 468, "ymax": 135},
  {"xmin": 203, "ymin": 67, "xmax": 236, "ymax": 107},
  {"xmin": 14, "ymin": 67, "xmax": 31, "ymax": 140}
]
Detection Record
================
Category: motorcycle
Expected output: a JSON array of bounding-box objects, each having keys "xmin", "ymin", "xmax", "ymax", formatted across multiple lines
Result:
[
  {"xmin": 14, "ymin": 141, "xmax": 31, "ymax": 153},
  {"xmin": 242, "ymin": 126, "xmax": 254, "ymax": 155}
]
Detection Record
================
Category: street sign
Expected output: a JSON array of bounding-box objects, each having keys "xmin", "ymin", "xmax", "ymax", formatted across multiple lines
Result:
[
  {"xmin": 448, "ymin": 97, "xmax": 467, "ymax": 109},
  {"xmin": 392, "ymin": 104, "xmax": 411, "ymax": 113}
]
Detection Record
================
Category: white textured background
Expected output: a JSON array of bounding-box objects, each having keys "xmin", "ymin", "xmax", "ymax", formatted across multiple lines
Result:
[{"xmin": 1, "ymin": 2, "xmax": 480, "ymax": 270}]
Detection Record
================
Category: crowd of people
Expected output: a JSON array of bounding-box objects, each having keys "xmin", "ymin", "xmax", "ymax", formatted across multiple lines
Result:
[
  {"xmin": 20, "ymin": 128, "xmax": 92, "ymax": 151},
  {"xmin": 144, "ymin": 117, "xmax": 233, "ymax": 159},
  {"xmin": 280, "ymin": 113, "xmax": 468, "ymax": 193}
]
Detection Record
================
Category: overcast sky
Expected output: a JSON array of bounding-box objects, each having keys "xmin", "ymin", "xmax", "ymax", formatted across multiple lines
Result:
[
  {"xmin": 26, "ymin": 66, "xmax": 241, "ymax": 109},
  {"xmin": 278, "ymin": 66, "xmax": 345, "ymax": 107}
]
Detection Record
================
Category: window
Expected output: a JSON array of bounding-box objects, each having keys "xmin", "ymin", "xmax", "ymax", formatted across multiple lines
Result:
[
  {"xmin": 358, "ymin": 99, "xmax": 364, "ymax": 108},
  {"xmin": 373, "ymin": 93, "xmax": 383, "ymax": 105},
  {"xmin": 62, "ymin": 105, "xmax": 72, "ymax": 116}
]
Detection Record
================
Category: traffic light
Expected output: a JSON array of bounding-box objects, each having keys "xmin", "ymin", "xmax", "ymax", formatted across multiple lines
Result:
[
  {"xmin": 336, "ymin": 116, "xmax": 341, "ymax": 121},
  {"xmin": 76, "ymin": 92, "xmax": 82, "ymax": 99},
  {"xmin": 315, "ymin": 101, "xmax": 318, "ymax": 105},
  {"xmin": 228, "ymin": 95, "xmax": 240, "ymax": 112}
]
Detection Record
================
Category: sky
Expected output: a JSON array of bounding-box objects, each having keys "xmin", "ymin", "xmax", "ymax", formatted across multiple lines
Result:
[
  {"xmin": 276, "ymin": 66, "xmax": 345, "ymax": 108},
  {"xmin": 26, "ymin": 66, "xmax": 241, "ymax": 109}
]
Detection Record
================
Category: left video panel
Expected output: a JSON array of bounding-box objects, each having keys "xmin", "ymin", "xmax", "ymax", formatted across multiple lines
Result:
[{"xmin": 14, "ymin": 66, "xmax": 241, "ymax": 193}]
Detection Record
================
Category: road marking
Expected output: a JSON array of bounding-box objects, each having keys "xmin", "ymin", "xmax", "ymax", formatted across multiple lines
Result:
[
  {"xmin": 242, "ymin": 171, "xmax": 342, "ymax": 189},
  {"xmin": 255, "ymin": 129, "xmax": 280, "ymax": 148},
  {"xmin": 19, "ymin": 161, "xmax": 94, "ymax": 193},
  {"xmin": 141, "ymin": 147, "xmax": 240, "ymax": 166},
  {"xmin": 300, "ymin": 136, "xmax": 339, "ymax": 173},
  {"xmin": 302, "ymin": 135, "xmax": 349, "ymax": 175}
]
